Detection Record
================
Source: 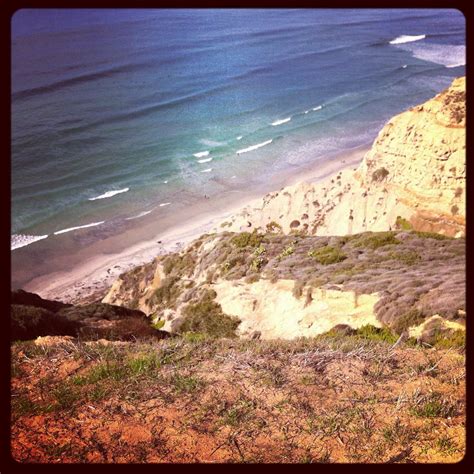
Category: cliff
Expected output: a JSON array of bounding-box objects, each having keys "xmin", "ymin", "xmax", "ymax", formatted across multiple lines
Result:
[
  {"xmin": 102, "ymin": 230, "xmax": 465, "ymax": 341},
  {"xmin": 12, "ymin": 79, "xmax": 467, "ymax": 464},
  {"xmin": 101, "ymin": 78, "xmax": 466, "ymax": 341},
  {"xmin": 215, "ymin": 77, "xmax": 465, "ymax": 238}
]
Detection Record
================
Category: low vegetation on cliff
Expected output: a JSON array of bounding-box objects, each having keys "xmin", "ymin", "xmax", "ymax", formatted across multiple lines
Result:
[{"xmin": 104, "ymin": 229, "xmax": 464, "ymax": 343}]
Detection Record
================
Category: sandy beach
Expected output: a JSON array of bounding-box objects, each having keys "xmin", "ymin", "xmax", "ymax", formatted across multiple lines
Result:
[{"xmin": 24, "ymin": 145, "xmax": 368, "ymax": 304}]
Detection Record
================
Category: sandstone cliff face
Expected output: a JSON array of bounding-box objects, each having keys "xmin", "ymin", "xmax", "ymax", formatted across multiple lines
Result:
[
  {"xmin": 213, "ymin": 279, "xmax": 381, "ymax": 340},
  {"xmin": 216, "ymin": 77, "xmax": 465, "ymax": 238}
]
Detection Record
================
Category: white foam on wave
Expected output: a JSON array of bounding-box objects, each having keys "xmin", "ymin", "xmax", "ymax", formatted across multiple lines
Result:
[
  {"xmin": 89, "ymin": 187, "xmax": 129, "ymax": 201},
  {"xmin": 271, "ymin": 117, "xmax": 291, "ymax": 126},
  {"xmin": 193, "ymin": 151, "xmax": 209, "ymax": 158},
  {"xmin": 198, "ymin": 157, "xmax": 213, "ymax": 163},
  {"xmin": 400, "ymin": 42, "xmax": 465, "ymax": 68},
  {"xmin": 11, "ymin": 233, "xmax": 48, "ymax": 250},
  {"xmin": 200, "ymin": 168, "xmax": 213, "ymax": 173},
  {"xmin": 402, "ymin": 64, "xmax": 408, "ymax": 68},
  {"xmin": 312, "ymin": 105, "xmax": 322, "ymax": 111},
  {"xmin": 237, "ymin": 139, "xmax": 273, "ymax": 155},
  {"xmin": 236, "ymin": 136, "xmax": 243, "ymax": 140},
  {"xmin": 304, "ymin": 110, "xmax": 309, "ymax": 114},
  {"xmin": 445, "ymin": 62, "xmax": 465, "ymax": 68},
  {"xmin": 389, "ymin": 34, "xmax": 426, "ymax": 45},
  {"xmin": 125, "ymin": 210, "xmax": 152, "ymax": 220},
  {"xmin": 159, "ymin": 202, "xmax": 171, "ymax": 207},
  {"xmin": 54, "ymin": 221, "xmax": 105, "ymax": 235},
  {"xmin": 163, "ymin": 180, "xmax": 168, "ymax": 184}
]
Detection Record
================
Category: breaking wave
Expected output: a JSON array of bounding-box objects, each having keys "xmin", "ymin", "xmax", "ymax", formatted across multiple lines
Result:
[
  {"xmin": 89, "ymin": 187, "xmax": 129, "ymax": 201},
  {"xmin": 236, "ymin": 139, "xmax": 273, "ymax": 155},
  {"xmin": 11, "ymin": 233, "xmax": 48, "ymax": 250},
  {"xmin": 54, "ymin": 221, "xmax": 105, "ymax": 235},
  {"xmin": 389, "ymin": 34, "xmax": 426, "ymax": 44}
]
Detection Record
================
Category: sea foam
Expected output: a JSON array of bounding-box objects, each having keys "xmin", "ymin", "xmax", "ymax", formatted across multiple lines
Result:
[
  {"xmin": 271, "ymin": 117, "xmax": 291, "ymax": 126},
  {"xmin": 312, "ymin": 105, "xmax": 322, "ymax": 111},
  {"xmin": 389, "ymin": 34, "xmax": 426, "ymax": 44},
  {"xmin": 193, "ymin": 151, "xmax": 209, "ymax": 158},
  {"xmin": 398, "ymin": 42, "xmax": 465, "ymax": 68},
  {"xmin": 11, "ymin": 233, "xmax": 48, "ymax": 250},
  {"xmin": 125, "ymin": 210, "xmax": 152, "ymax": 220},
  {"xmin": 89, "ymin": 187, "xmax": 129, "ymax": 201},
  {"xmin": 159, "ymin": 202, "xmax": 171, "ymax": 207},
  {"xmin": 54, "ymin": 221, "xmax": 105, "ymax": 235},
  {"xmin": 200, "ymin": 168, "xmax": 212, "ymax": 173},
  {"xmin": 198, "ymin": 157, "xmax": 213, "ymax": 163},
  {"xmin": 236, "ymin": 139, "xmax": 273, "ymax": 155}
]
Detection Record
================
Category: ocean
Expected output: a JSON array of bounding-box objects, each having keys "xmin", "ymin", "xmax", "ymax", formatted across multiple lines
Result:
[{"xmin": 11, "ymin": 8, "xmax": 465, "ymax": 289}]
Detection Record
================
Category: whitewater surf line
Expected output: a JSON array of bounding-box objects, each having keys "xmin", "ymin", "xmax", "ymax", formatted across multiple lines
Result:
[
  {"xmin": 236, "ymin": 139, "xmax": 273, "ymax": 155},
  {"xmin": 89, "ymin": 187, "xmax": 129, "ymax": 201},
  {"xmin": 54, "ymin": 221, "xmax": 105, "ymax": 235}
]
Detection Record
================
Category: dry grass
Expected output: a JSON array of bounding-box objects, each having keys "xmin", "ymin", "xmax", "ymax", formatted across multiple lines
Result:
[{"xmin": 11, "ymin": 335, "xmax": 465, "ymax": 463}]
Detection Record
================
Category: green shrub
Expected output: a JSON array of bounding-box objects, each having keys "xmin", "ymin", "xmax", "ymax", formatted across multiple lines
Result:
[
  {"xmin": 163, "ymin": 255, "xmax": 179, "ymax": 275},
  {"xmin": 413, "ymin": 231, "xmax": 451, "ymax": 240},
  {"xmin": 395, "ymin": 216, "xmax": 412, "ymax": 231},
  {"xmin": 182, "ymin": 332, "xmax": 208, "ymax": 343},
  {"xmin": 392, "ymin": 309, "xmax": 425, "ymax": 335},
  {"xmin": 353, "ymin": 232, "xmax": 400, "ymax": 249},
  {"xmin": 354, "ymin": 324, "xmax": 398, "ymax": 344},
  {"xmin": 307, "ymin": 246, "xmax": 347, "ymax": 265},
  {"xmin": 180, "ymin": 292, "xmax": 240, "ymax": 338},
  {"xmin": 231, "ymin": 231, "xmax": 263, "ymax": 248},
  {"xmin": 163, "ymin": 253, "xmax": 196, "ymax": 276},
  {"xmin": 251, "ymin": 256, "xmax": 266, "ymax": 272},
  {"xmin": 152, "ymin": 276, "xmax": 181, "ymax": 307},
  {"xmin": 266, "ymin": 221, "xmax": 282, "ymax": 232},
  {"xmin": 387, "ymin": 250, "xmax": 421, "ymax": 265},
  {"xmin": 433, "ymin": 329, "xmax": 465, "ymax": 349},
  {"xmin": 279, "ymin": 243, "xmax": 295, "ymax": 259},
  {"xmin": 152, "ymin": 319, "xmax": 165, "ymax": 330}
]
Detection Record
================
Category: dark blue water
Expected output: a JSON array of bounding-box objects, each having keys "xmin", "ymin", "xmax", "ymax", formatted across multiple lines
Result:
[{"xmin": 11, "ymin": 9, "xmax": 465, "ymax": 286}]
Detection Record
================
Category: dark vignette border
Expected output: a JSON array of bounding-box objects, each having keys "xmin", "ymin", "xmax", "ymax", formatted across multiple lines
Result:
[{"xmin": 0, "ymin": 1, "xmax": 471, "ymax": 473}]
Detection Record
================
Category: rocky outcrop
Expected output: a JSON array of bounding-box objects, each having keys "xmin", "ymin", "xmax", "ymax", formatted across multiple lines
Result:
[
  {"xmin": 12, "ymin": 289, "xmax": 73, "ymax": 313},
  {"xmin": 216, "ymin": 77, "xmax": 465, "ymax": 238},
  {"xmin": 11, "ymin": 290, "xmax": 168, "ymax": 341}
]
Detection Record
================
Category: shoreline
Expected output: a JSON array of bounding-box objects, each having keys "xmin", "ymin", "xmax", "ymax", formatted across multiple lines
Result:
[{"xmin": 24, "ymin": 145, "xmax": 368, "ymax": 304}]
